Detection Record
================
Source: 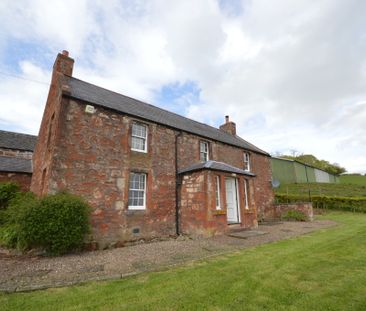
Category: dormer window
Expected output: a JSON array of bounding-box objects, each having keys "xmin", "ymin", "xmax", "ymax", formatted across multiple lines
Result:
[
  {"xmin": 200, "ymin": 141, "xmax": 209, "ymax": 162},
  {"xmin": 244, "ymin": 152, "xmax": 251, "ymax": 171},
  {"xmin": 131, "ymin": 122, "xmax": 147, "ymax": 152}
]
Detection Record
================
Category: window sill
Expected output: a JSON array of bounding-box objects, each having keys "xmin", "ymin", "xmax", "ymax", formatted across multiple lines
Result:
[
  {"xmin": 131, "ymin": 149, "xmax": 148, "ymax": 154},
  {"xmin": 243, "ymin": 208, "xmax": 255, "ymax": 213},
  {"xmin": 127, "ymin": 207, "xmax": 146, "ymax": 211},
  {"xmin": 213, "ymin": 210, "xmax": 226, "ymax": 215}
]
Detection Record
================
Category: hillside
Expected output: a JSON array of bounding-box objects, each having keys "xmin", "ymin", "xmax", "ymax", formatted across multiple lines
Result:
[{"xmin": 340, "ymin": 175, "xmax": 366, "ymax": 186}]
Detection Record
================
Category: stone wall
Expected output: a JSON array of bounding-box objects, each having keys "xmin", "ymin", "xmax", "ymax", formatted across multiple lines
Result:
[
  {"xmin": 0, "ymin": 148, "xmax": 33, "ymax": 160},
  {"xmin": 177, "ymin": 131, "xmax": 274, "ymax": 220},
  {"xmin": 264, "ymin": 203, "xmax": 314, "ymax": 221},
  {"xmin": 180, "ymin": 170, "xmax": 258, "ymax": 237},
  {"xmin": 41, "ymin": 99, "xmax": 177, "ymax": 247},
  {"xmin": 0, "ymin": 172, "xmax": 32, "ymax": 192},
  {"xmin": 180, "ymin": 170, "xmax": 226, "ymax": 236},
  {"xmin": 31, "ymin": 52, "xmax": 74, "ymax": 196}
]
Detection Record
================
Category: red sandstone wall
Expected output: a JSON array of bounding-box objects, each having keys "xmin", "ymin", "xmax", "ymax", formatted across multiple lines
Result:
[
  {"xmin": 180, "ymin": 170, "xmax": 258, "ymax": 237},
  {"xmin": 47, "ymin": 100, "xmax": 176, "ymax": 247},
  {"xmin": 251, "ymin": 155, "xmax": 274, "ymax": 221},
  {"xmin": 177, "ymin": 132, "xmax": 274, "ymax": 221},
  {"xmin": 180, "ymin": 171, "xmax": 227, "ymax": 236},
  {"xmin": 31, "ymin": 53, "xmax": 74, "ymax": 196},
  {"xmin": 265, "ymin": 203, "xmax": 314, "ymax": 221},
  {"xmin": 0, "ymin": 172, "xmax": 32, "ymax": 192}
]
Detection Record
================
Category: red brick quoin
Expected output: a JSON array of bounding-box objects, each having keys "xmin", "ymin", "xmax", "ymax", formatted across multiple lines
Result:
[{"xmin": 31, "ymin": 52, "xmax": 275, "ymax": 248}]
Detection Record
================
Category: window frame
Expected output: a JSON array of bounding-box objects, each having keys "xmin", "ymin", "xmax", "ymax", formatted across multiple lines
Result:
[
  {"xmin": 47, "ymin": 113, "xmax": 55, "ymax": 150},
  {"xmin": 128, "ymin": 172, "xmax": 147, "ymax": 210},
  {"xmin": 200, "ymin": 141, "xmax": 209, "ymax": 162},
  {"xmin": 244, "ymin": 179, "xmax": 249, "ymax": 209},
  {"xmin": 215, "ymin": 176, "xmax": 221, "ymax": 210},
  {"xmin": 131, "ymin": 122, "xmax": 148, "ymax": 153},
  {"xmin": 243, "ymin": 152, "xmax": 251, "ymax": 171}
]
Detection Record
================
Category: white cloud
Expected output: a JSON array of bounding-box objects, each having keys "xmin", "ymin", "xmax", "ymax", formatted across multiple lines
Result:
[
  {"xmin": 0, "ymin": 61, "xmax": 50, "ymax": 134},
  {"xmin": 0, "ymin": 0, "xmax": 365, "ymax": 173}
]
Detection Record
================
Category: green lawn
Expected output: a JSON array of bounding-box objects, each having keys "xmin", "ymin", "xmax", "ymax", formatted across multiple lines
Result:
[
  {"xmin": 340, "ymin": 175, "xmax": 366, "ymax": 186},
  {"xmin": 2, "ymin": 212, "xmax": 366, "ymax": 310},
  {"xmin": 275, "ymin": 182, "xmax": 366, "ymax": 197}
]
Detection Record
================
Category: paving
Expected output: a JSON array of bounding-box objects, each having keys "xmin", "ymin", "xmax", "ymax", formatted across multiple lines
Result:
[
  {"xmin": 228, "ymin": 230, "xmax": 268, "ymax": 239},
  {"xmin": 0, "ymin": 219, "xmax": 337, "ymax": 293}
]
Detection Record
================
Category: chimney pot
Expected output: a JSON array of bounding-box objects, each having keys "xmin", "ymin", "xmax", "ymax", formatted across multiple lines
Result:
[
  {"xmin": 62, "ymin": 50, "xmax": 69, "ymax": 57},
  {"xmin": 220, "ymin": 115, "xmax": 236, "ymax": 135}
]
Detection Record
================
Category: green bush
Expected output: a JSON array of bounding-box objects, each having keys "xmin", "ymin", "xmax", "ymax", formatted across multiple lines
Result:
[
  {"xmin": 22, "ymin": 193, "xmax": 90, "ymax": 255},
  {"xmin": 0, "ymin": 182, "xmax": 20, "ymax": 209},
  {"xmin": 0, "ymin": 192, "xmax": 91, "ymax": 255},
  {"xmin": 0, "ymin": 224, "xmax": 21, "ymax": 248},
  {"xmin": 0, "ymin": 192, "xmax": 38, "ymax": 248},
  {"xmin": 281, "ymin": 210, "xmax": 306, "ymax": 221},
  {"xmin": 275, "ymin": 193, "xmax": 366, "ymax": 213}
]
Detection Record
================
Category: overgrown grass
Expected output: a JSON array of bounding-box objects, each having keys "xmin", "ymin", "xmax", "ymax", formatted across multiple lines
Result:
[
  {"xmin": 2, "ymin": 212, "xmax": 366, "ymax": 310},
  {"xmin": 275, "ymin": 182, "xmax": 366, "ymax": 197},
  {"xmin": 340, "ymin": 175, "xmax": 366, "ymax": 186}
]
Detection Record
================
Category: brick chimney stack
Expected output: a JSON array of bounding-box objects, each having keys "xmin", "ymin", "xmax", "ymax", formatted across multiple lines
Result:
[
  {"xmin": 219, "ymin": 115, "xmax": 236, "ymax": 136},
  {"xmin": 53, "ymin": 50, "xmax": 74, "ymax": 77}
]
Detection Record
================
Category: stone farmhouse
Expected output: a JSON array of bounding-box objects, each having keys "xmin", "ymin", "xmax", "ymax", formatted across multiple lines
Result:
[
  {"xmin": 0, "ymin": 130, "xmax": 37, "ymax": 191},
  {"xmin": 31, "ymin": 51, "xmax": 274, "ymax": 248}
]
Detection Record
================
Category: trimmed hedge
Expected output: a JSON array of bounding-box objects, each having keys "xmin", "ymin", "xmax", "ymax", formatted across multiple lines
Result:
[
  {"xmin": 0, "ymin": 192, "xmax": 91, "ymax": 255},
  {"xmin": 275, "ymin": 193, "xmax": 366, "ymax": 213}
]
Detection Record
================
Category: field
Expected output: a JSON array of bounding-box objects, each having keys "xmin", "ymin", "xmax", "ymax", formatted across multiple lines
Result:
[
  {"xmin": 275, "ymin": 182, "xmax": 366, "ymax": 197},
  {"xmin": 340, "ymin": 174, "xmax": 366, "ymax": 186},
  {"xmin": 2, "ymin": 212, "xmax": 366, "ymax": 310}
]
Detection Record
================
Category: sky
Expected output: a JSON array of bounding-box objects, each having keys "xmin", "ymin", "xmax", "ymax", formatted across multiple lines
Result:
[{"xmin": 0, "ymin": 0, "xmax": 365, "ymax": 173}]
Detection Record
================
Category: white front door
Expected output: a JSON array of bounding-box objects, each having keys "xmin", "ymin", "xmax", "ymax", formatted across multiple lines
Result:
[{"xmin": 225, "ymin": 177, "xmax": 240, "ymax": 223}]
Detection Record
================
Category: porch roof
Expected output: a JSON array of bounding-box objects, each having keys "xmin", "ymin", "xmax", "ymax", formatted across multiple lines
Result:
[{"xmin": 178, "ymin": 160, "xmax": 255, "ymax": 176}]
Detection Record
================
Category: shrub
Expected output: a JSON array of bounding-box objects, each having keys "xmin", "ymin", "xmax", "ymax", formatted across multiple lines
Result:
[
  {"xmin": 0, "ymin": 192, "xmax": 38, "ymax": 248},
  {"xmin": 20, "ymin": 193, "xmax": 91, "ymax": 255},
  {"xmin": 0, "ymin": 182, "xmax": 20, "ymax": 209},
  {"xmin": 281, "ymin": 210, "xmax": 306, "ymax": 221},
  {"xmin": 0, "ymin": 192, "xmax": 91, "ymax": 255},
  {"xmin": 0, "ymin": 224, "xmax": 21, "ymax": 248}
]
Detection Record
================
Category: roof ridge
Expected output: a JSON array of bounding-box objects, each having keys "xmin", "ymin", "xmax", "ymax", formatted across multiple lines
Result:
[{"xmin": 0, "ymin": 129, "xmax": 37, "ymax": 138}]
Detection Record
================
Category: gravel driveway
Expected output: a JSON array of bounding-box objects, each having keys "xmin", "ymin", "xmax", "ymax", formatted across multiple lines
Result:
[{"xmin": 0, "ymin": 220, "xmax": 336, "ymax": 293}]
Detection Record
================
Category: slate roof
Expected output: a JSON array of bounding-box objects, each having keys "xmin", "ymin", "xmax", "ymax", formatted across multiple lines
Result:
[
  {"xmin": 0, "ymin": 130, "xmax": 37, "ymax": 151},
  {"xmin": 178, "ymin": 160, "xmax": 255, "ymax": 176},
  {"xmin": 65, "ymin": 76, "xmax": 269, "ymax": 155},
  {"xmin": 0, "ymin": 156, "xmax": 32, "ymax": 173}
]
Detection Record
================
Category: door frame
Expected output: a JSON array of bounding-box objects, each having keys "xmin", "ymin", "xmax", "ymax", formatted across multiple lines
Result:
[{"xmin": 225, "ymin": 177, "xmax": 241, "ymax": 224}]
